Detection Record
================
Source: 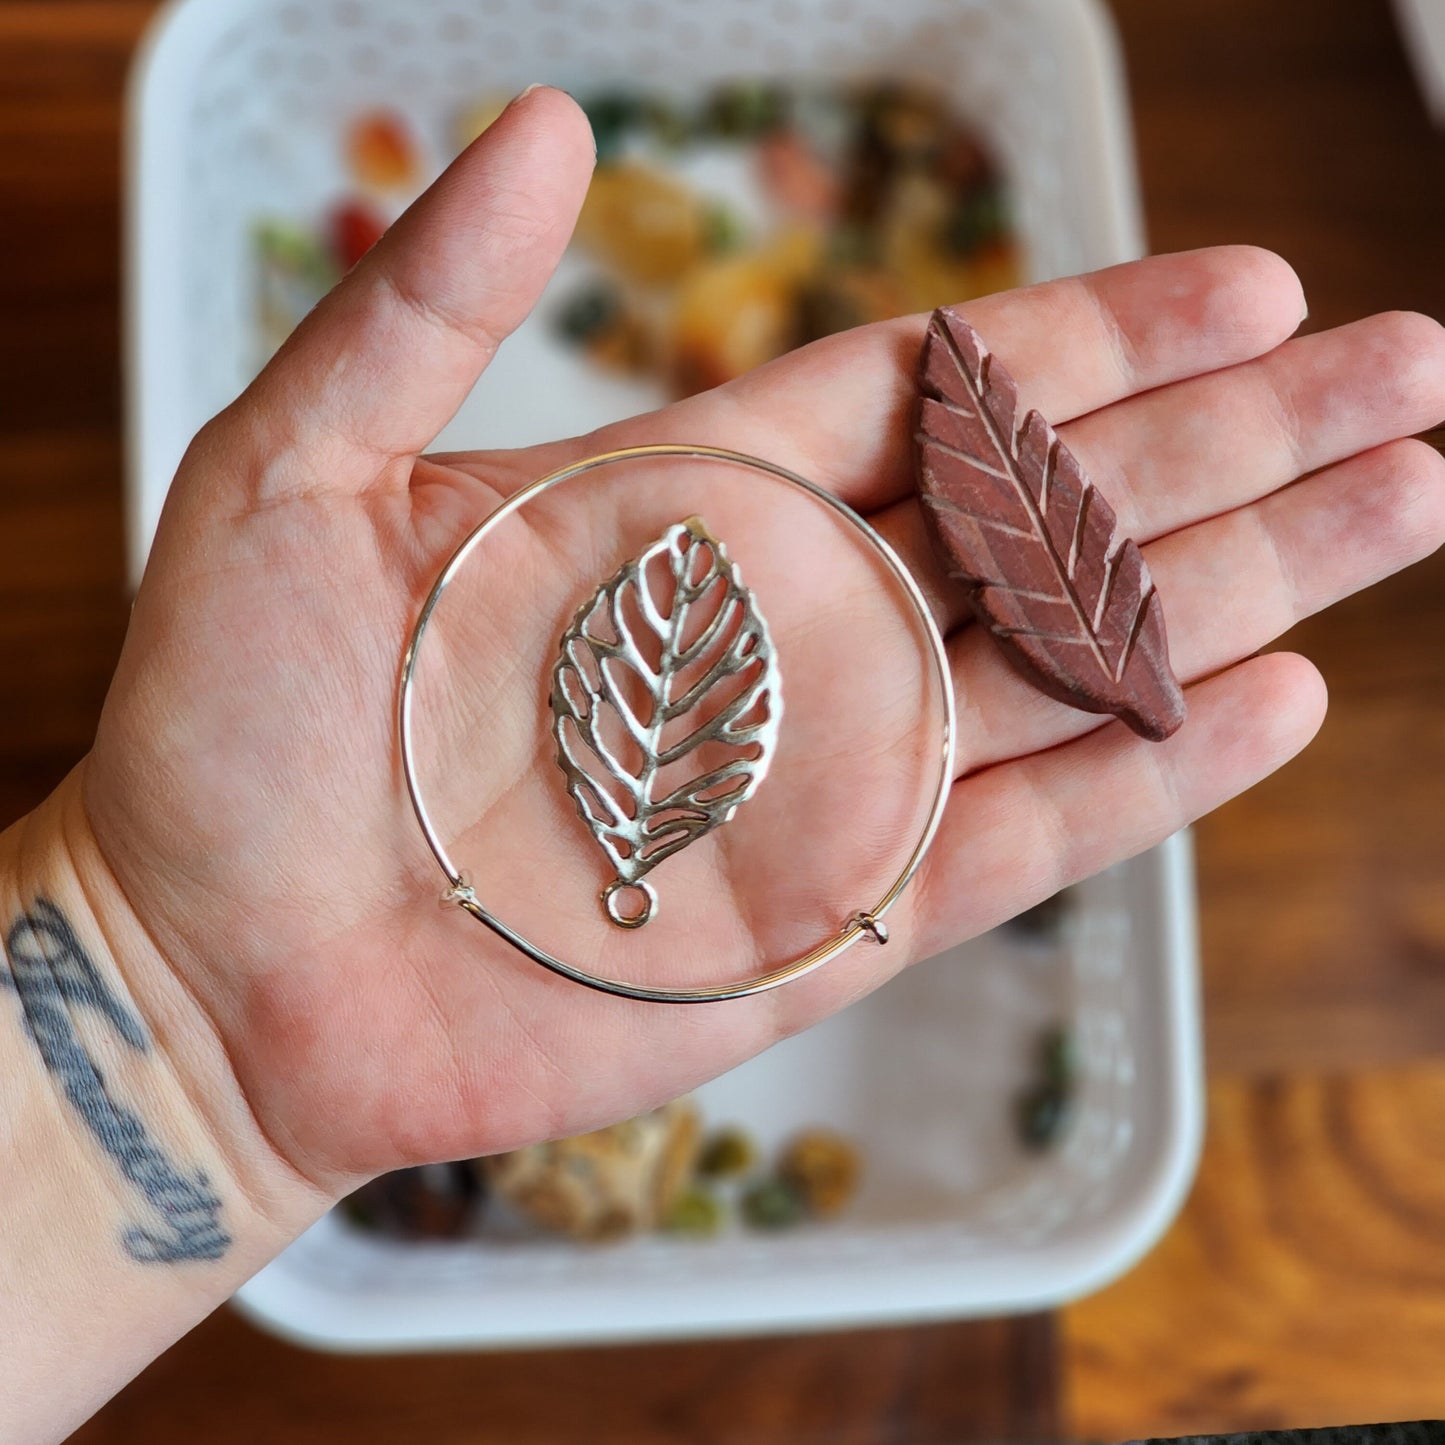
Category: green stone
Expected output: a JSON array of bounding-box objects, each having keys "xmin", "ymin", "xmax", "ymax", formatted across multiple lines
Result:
[
  {"xmin": 697, "ymin": 1126, "xmax": 758, "ymax": 1180},
  {"xmin": 741, "ymin": 1176, "xmax": 807, "ymax": 1231},
  {"xmin": 705, "ymin": 81, "xmax": 788, "ymax": 139},
  {"xmin": 702, "ymin": 200, "xmax": 747, "ymax": 255},
  {"xmin": 662, "ymin": 1187, "xmax": 724, "ymax": 1238},
  {"xmin": 553, "ymin": 282, "xmax": 622, "ymax": 344},
  {"xmin": 1039, "ymin": 1025, "xmax": 1079, "ymax": 1092},
  {"xmin": 582, "ymin": 90, "xmax": 646, "ymax": 162},
  {"xmin": 1016, "ymin": 1084, "xmax": 1075, "ymax": 1151}
]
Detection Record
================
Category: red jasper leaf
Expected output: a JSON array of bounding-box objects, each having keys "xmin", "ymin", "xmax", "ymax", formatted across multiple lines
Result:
[{"xmin": 915, "ymin": 308, "xmax": 1186, "ymax": 741}]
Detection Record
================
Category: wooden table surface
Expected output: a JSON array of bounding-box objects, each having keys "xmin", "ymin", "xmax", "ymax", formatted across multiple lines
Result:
[
  {"xmin": 1070, "ymin": 3, "xmax": 1445, "ymax": 1437},
  {"xmin": 1, "ymin": 1, "xmax": 1442, "ymax": 1440}
]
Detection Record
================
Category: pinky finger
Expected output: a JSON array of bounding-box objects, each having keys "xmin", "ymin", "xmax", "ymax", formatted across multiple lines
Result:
[{"xmin": 911, "ymin": 652, "xmax": 1328, "ymax": 958}]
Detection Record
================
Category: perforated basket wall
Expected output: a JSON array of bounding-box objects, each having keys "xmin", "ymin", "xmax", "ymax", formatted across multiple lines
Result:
[{"xmin": 128, "ymin": 0, "xmax": 1144, "ymax": 573}]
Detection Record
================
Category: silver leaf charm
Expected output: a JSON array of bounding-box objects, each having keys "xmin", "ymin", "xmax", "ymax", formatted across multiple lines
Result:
[{"xmin": 550, "ymin": 516, "xmax": 782, "ymax": 928}]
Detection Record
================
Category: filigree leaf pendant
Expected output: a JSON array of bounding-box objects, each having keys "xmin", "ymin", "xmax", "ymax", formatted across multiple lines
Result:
[{"xmin": 550, "ymin": 517, "xmax": 782, "ymax": 928}]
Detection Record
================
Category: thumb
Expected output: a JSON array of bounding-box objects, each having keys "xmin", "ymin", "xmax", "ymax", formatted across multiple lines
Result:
[{"xmin": 216, "ymin": 85, "xmax": 595, "ymax": 500}]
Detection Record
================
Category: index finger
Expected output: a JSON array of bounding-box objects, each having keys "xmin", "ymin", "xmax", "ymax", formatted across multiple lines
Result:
[
  {"xmin": 565, "ymin": 245, "xmax": 1309, "ymax": 513},
  {"xmin": 210, "ymin": 86, "xmax": 596, "ymax": 506}
]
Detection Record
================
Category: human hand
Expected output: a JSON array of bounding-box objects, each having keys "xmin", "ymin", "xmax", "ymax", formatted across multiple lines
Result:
[{"xmin": 64, "ymin": 86, "xmax": 1445, "ymax": 1202}]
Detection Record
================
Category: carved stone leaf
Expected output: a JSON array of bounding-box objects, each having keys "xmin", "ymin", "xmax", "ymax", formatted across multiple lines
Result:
[
  {"xmin": 550, "ymin": 517, "xmax": 781, "ymax": 919},
  {"xmin": 915, "ymin": 307, "xmax": 1186, "ymax": 740}
]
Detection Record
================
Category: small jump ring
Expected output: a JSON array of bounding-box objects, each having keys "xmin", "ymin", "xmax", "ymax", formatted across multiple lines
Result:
[
  {"xmin": 441, "ymin": 877, "xmax": 477, "ymax": 909},
  {"xmin": 851, "ymin": 911, "xmax": 890, "ymax": 944},
  {"xmin": 602, "ymin": 880, "xmax": 658, "ymax": 930}
]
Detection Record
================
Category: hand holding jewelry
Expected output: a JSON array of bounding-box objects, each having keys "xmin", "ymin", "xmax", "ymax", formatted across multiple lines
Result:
[
  {"xmin": 84, "ymin": 88, "xmax": 1445, "ymax": 1168},
  {"xmin": 12, "ymin": 86, "xmax": 1445, "ymax": 1438}
]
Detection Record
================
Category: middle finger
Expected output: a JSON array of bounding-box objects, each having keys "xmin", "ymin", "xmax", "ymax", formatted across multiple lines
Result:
[{"xmin": 877, "ymin": 308, "xmax": 1445, "ymax": 635}]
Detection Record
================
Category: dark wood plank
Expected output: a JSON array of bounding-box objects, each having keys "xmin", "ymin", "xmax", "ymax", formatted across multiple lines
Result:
[
  {"xmin": 1110, "ymin": 0, "xmax": 1445, "ymax": 1073},
  {"xmin": 1114, "ymin": 0, "xmax": 1445, "ymax": 329},
  {"xmin": 1199, "ymin": 553, "xmax": 1445, "ymax": 1076},
  {"xmin": 71, "ymin": 1311, "xmax": 1059, "ymax": 1445},
  {"xmin": 1072, "ymin": 0, "xmax": 1445, "ymax": 1433},
  {"xmin": 0, "ymin": 3, "xmax": 143, "ymax": 791}
]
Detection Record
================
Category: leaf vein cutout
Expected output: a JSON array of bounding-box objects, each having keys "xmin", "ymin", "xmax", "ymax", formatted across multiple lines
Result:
[
  {"xmin": 915, "ymin": 307, "xmax": 1186, "ymax": 739},
  {"xmin": 922, "ymin": 490, "xmax": 1037, "ymax": 541},
  {"xmin": 911, "ymin": 430, "xmax": 1015, "ymax": 485},
  {"xmin": 959, "ymin": 579, "xmax": 1068, "ymax": 604},
  {"xmin": 1091, "ymin": 544, "xmax": 1119, "ymax": 636},
  {"xmin": 1120, "ymin": 584, "xmax": 1161, "ymax": 683},
  {"xmin": 550, "ymin": 517, "xmax": 782, "ymax": 916},
  {"xmin": 993, "ymin": 626, "xmax": 1099, "ymax": 648},
  {"xmin": 930, "ymin": 316, "xmax": 1111, "ymax": 678}
]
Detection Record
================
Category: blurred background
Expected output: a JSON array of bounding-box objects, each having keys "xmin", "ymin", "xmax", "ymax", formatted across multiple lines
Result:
[{"xmin": 3, "ymin": 0, "xmax": 1445, "ymax": 1440}]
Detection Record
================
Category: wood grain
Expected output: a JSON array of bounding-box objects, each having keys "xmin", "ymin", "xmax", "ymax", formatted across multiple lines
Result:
[
  {"xmin": 1069, "ymin": 1, "xmax": 1445, "ymax": 1435},
  {"xmin": 67, "ymin": 1312, "xmax": 1059, "ymax": 1445},
  {"xmin": 1066, "ymin": 1068, "xmax": 1445, "ymax": 1436},
  {"xmin": 1110, "ymin": 0, "xmax": 1445, "ymax": 333},
  {"xmin": 0, "ymin": 1, "xmax": 145, "ymax": 819}
]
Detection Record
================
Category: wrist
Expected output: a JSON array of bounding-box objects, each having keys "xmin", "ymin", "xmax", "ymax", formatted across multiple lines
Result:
[
  {"xmin": 0, "ymin": 768, "xmax": 342, "ymax": 1441},
  {"xmin": 0, "ymin": 766, "xmax": 333, "ymax": 1268}
]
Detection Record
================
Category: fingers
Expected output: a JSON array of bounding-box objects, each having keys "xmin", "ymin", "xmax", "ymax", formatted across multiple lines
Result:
[
  {"xmin": 872, "ymin": 307, "xmax": 1445, "ymax": 635},
  {"xmin": 911, "ymin": 653, "xmax": 1327, "ymax": 957},
  {"xmin": 506, "ymin": 245, "xmax": 1307, "ymax": 515},
  {"xmin": 946, "ymin": 438, "xmax": 1445, "ymax": 773},
  {"xmin": 215, "ymin": 87, "xmax": 595, "ymax": 502},
  {"xmin": 1063, "ymin": 308, "xmax": 1445, "ymax": 542}
]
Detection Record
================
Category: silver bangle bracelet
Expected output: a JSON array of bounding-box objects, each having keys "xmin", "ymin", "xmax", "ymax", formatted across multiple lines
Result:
[{"xmin": 398, "ymin": 443, "xmax": 955, "ymax": 1004}]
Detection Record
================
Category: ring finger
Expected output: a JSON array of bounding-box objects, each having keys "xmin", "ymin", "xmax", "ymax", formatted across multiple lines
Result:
[{"xmin": 947, "ymin": 435, "xmax": 1445, "ymax": 774}]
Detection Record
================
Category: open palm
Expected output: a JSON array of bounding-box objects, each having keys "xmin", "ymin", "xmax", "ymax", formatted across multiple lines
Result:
[{"xmin": 80, "ymin": 89, "xmax": 1445, "ymax": 1195}]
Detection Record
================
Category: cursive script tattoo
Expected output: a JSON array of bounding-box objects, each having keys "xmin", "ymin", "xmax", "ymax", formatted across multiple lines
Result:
[{"xmin": 1, "ymin": 898, "xmax": 230, "ymax": 1263}]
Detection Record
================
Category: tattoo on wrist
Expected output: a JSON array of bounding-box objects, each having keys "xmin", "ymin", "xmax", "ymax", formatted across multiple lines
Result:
[{"xmin": 1, "ymin": 898, "xmax": 231, "ymax": 1264}]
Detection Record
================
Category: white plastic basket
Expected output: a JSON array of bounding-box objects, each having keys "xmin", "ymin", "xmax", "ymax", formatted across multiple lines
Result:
[
  {"xmin": 126, "ymin": 0, "xmax": 1146, "ymax": 579},
  {"xmin": 127, "ymin": 0, "xmax": 1200, "ymax": 1350}
]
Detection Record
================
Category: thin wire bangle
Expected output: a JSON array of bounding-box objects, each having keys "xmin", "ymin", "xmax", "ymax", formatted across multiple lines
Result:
[{"xmin": 398, "ymin": 443, "xmax": 956, "ymax": 1004}]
